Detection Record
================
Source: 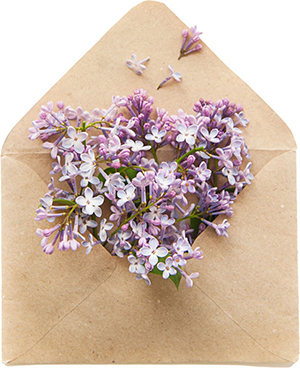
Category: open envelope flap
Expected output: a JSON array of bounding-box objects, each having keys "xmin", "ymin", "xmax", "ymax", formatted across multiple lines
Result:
[
  {"xmin": 188, "ymin": 150, "xmax": 298, "ymax": 363},
  {"xmin": 1, "ymin": 155, "xmax": 116, "ymax": 364},
  {"xmin": 1, "ymin": 0, "xmax": 298, "ymax": 365},
  {"xmin": 2, "ymin": 156, "xmax": 297, "ymax": 365}
]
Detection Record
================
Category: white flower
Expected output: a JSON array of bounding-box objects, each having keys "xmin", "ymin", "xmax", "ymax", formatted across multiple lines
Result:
[
  {"xmin": 104, "ymin": 172, "xmax": 125, "ymax": 194},
  {"xmin": 185, "ymin": 272, "xmax": 199, "ymax": 287},
  {"xmin": 124, "ymin": 139, "xmax": 151, "ymax": 152},
  {"xmin": 234, "ymin": 111, "xmax": 249, "ymax": 127},
  {"xmin": 157, "ymin": 65, "xmax": 182, "ymax": 89},
  {"xmin": 131, "ymin": 221, "xmax": 147, "ymax": 238},
  {"xmin": 181, "ymin": 179, "xmax": 196, "ymax": 194},
  {"xmin": 225, "ymin": 118, "xmax": 242, "ymax": 135},
  {"xmin": 75, "ymin": 187, "xmax": 104, "ymax": 217},
  {"xmin": 191, "ymin": 25, "xmax": 203, "ymax": 37},
  {"xmin": 117, "ymin": 185, "xmax": 136, "ymax": 207},
  {"xmin": 108, "ymin": 117, "xmax": 135, "ymax": 137},
  {"xmin": 109, "ymin": 205, "xmax": 122, "ymax": 222},
  {"xmin": 140, "ymin": 238, "xmax": 168, "ymax": 266},
  {"xmin": 82, "ymin": 234, "xmax": 96, "ymax": 255},
  {"xmin": 112, "ymin": 243, "xmax": 125, "ymax": 258},
  {"xmin": 239, "ymin": 162, "xmax": 254, "ymax": 185},
  {"xmin": 173, "ymin": 237, "xmax": 190, "ymax": 255},
  {"xmin": 62, "ymin": 126, "xmax": 88, "ymax": 154},
  {"xmin": 172, "ymin": 253, "xmax": 187, "ymax": 267},
  {"xmin": 195, "ymin": 161, "xmax": 212, "ymax": 181},
  {"xmin": 160, "ymin": 161, "xmax": 178, "ymax": 173},
  {"xmin": 99, "ymin": 219, "xmax": 114, "ymax": 242},
  {"xmin": 200, "ymin": 127, "xmax": 220, "ymax": 143},
  {"xmin": 145, "ymin": 126, "xmax": 166, "ymax": 143},
  {"xmin": 105, "ymin": 135, "xmax": 122, "ymax": 155},
  {"xmin": 126, "ymin": 54, "xmax": 150, "ymax": 75},
  {"xmin": 79, "ymin": 171, "xmax": 100, "ymax": 187},
  {"xmin": 155, "ymin": 169, "xmax": 175, "ymax": 190},
  {"xmin": 62, "ymin": 152, "xmax": 77, "ymax": 176},
  {"xmin": 143, "ymin": 206, "xmax": 166, "ymax": 222},
  {"xmin": 135, "ymin": 273, "xmax": 151, "ymax": 286},
  {"xmin": 128, "ymin": 255, "xmax": 145, "ymax": 274},
  {"xmin": 116, "ymin": 231, "xmax": 132, "ymax": 250},
  {"xmin": 168, "ymin": 65, "xmax": 182, "ymax": 82},
  {"xmin": 157, "ymin": 257, "xmax": 177, "ymax": 279},
  {"xmin": 176, "ymin": 124, "xmax": 198, "ymax": 146},
  {"xmin": 212, "ymin": 219, "xmax": 230, "ymax": 237},
  {"xmin": 28, "ymin": 121, "xmax": 40, "ymax": 140},
  {"xmin": 78, "ymin": 216, "xmax": 97, "ymax": 234},
  {"xmin": 222, "ymin": 167, "xmax": 239, "ymax": 185},
  {"xmin": 160, "ymin": 215, "xmax": 175, "ymax": 227},
  {"xmin": 40, "ymin": 193, "xmax": 53, "ymax": 212},
  {"xmin": 80, "ymin": 148, "xmax": 97, "ymax": 173}
]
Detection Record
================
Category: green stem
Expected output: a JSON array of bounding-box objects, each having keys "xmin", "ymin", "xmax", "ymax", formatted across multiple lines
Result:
[
  {"xmin": 148, "ymin": 142, "xmax": 159, "ymax": 164},
  {"xmin": 140, "ymin": 121, "xmax": 159, "ymax": 165},
  {"xmin": 176, "ymin": 147, "xmax": 207, "ymax": 164},
  {"xmin": 91, "ymin": 214, "xmax": 99, "ymax": 240},
  {"xmin": 76, "ymin": 119, "xmax": 106, "ymax": 132},
  {"xmin": 175, "ymin": 213, "xmax": 203, "ymax": 223},
  {"xmin": 60, "ymin": 204, "xmax": 79, "ymax": 229},
  {"xmin": 106, "ymin": 195, "xmax": 164, "ymax": 243}
]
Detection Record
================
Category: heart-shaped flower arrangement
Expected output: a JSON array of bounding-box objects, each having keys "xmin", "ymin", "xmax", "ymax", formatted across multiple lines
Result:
[{"xmin": 29, "ymin": 89, "xmax": 253, "ymax": 289}]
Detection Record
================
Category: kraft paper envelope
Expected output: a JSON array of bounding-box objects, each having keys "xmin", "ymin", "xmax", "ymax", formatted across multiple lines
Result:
[{"xmin": 1, "ymin": 1, "xmax": 298, "ymax": 365}]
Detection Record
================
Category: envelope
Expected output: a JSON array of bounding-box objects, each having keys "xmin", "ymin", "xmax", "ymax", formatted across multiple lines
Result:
[{"xmin": 1, "ymin": 1, "xmax": 298, "ymax": 365}]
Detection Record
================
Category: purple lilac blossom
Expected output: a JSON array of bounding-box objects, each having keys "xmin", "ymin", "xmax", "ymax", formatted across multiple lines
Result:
[
  {"xmin": 29, "ymin": 90, "xmax": 253, "ymax": 288},
  {"xmin": 179, "ymin": 26, "xmax": 203, "ymax": 60}
]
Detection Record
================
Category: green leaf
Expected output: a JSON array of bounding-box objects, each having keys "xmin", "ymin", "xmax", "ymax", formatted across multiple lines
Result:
[
  {"xmin": 105, "ymin": 167, "xmax": 117, "ymax": 175},
  {"xmin": 224, "ymin": 187, "xmax": 235, "ymax": 193},
  {"xmin": 150, "ymin": 263, "xmax": 182, "ymax": 290},
  {"xmin": 91, "ymin": 214, "xmax": 99, "ymax": 240},
  {"xmin": 52, "ymin": 198, "xmax": 76, "ymax": 206},
  {"xmin": 117, "ymin": 166, "xmax": 137, "ymax": 180},
  {"xmin": 98, "ymin": 167, "xmax": 117, "ymax": 183},
  {"xmin": 190, "ymin": 216, "xmax": 202, "ymax": 238},
  {"xmin": 122, "ymin": 167, "xmax": 137, "ymax": 180}
]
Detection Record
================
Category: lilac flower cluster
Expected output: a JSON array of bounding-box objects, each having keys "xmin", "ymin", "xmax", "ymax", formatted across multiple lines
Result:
[
  {"xmin": 179, "ymin": 26, "xmax": 203, "ymax": 60},
  {"xmin": 29, "ymin": 89, "xmax": 253, "ymax": 288}
]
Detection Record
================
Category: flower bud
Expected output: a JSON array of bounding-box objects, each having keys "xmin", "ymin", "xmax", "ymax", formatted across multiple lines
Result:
[
  {"xmin": 57, "ymin": 101, "xmax": 64, "ymax": 110},
  {"xmin": 165, "ymin": 134, "xmax": 173, "ymax": 143},
  {"xmin": 39, "ymin": 111, "xmax": 47, "ymax": 120},
  {"xmin": 186, "ymin": 154, "xmax": 196, "ymax": 167},
  {"xmin": 216, "ymin": 99, "xmax": 223, "ymax": 108},
  {"xmin": 138, "ymin": 238, "xmax": 147, "ymax": 247},
  {"xmin": 202, "ymin": 106, "xmax": 211, "ymax": 117},
  {"xmin": 226, "ymin": 106, "xmax": 234, "ymax": 116},
  {"xmin": 111, "ymin": 160, "xmax": 121, "ymax": 169},
  {"xmin": 121, "ymin": 224, "xmax": 129, "ymax": 231},
  {"xmin": 147, "ymin": 96, "xmax": 154, "ymax": 104},
  {"xmin": 236, "ymin": 104, "xmax": 243, "ymax": 112},
  {"xmin": 64, "ymin": 106, "xmax": 77, "ymax": 119},
  {"xmin": 167, "ymin": 190, "xmax": 176, "ymax": 199},
  {"xmin": 119, "ymin": 149, "xmax": 130, "ymax": 159},
  {"xmin": 182, "ymin": 29, "xmax": 189, "ymax": 37},
  {"xmin": 222, "ymin": 98, "xmax": 230, "ymax": 107},
  {"xmin": 98, "ymin": 135, "xmax": 106, "ymax": 144},
  {"xmin": 152, "ymin": 219, "xmax": 161, "ymax": 226},
  {"xmin": 98, "ymin": 147, "xmax": 107, "ymax": 156}
]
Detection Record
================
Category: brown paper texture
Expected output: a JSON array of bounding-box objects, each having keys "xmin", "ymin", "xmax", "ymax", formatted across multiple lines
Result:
[{"xmin": 1, "ymin": 1, "xmax": 298, "ymax": 365}]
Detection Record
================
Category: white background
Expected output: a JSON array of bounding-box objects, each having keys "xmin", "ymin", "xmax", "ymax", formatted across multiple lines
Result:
[{"xmin": 0, "ymin": 0, "xmax": 299, "ymax": 367}]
